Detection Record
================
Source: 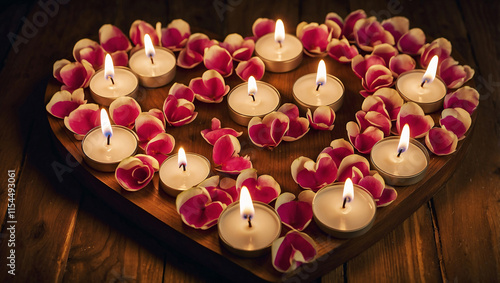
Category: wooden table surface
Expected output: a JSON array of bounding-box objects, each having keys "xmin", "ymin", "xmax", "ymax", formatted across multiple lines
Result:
[{"xmin": 0, "ymin": 0, "xmax": 498, "ymax": 282}]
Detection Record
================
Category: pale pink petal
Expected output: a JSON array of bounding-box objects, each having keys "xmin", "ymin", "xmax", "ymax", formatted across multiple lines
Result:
[
  {"xmin": 73, "ymin": 38, "xmax": 105, "ymax": 69},
  {"xmin": 129, "ymin": 20, "xmax": 159, "ymax": 47},
  {"xmin": 361, "ymin": 64, "xmax": 394, "ymax": 97},
  {"xmin": 397, "ymin": 28, "xmax": 426, "ymax": 55},
  {"xmin": 381, "ymin": 16, "xmax": 409, "ymax": 42},
  {"xmin": 337, "ymin": 154, "xmax": 370, "ymax": 182},
  {"xmin": 177, "ymin": 47, "xmax": 204, "ymax": 69},
  {"xmin": 343, "ymin": 9, "xmax": 367, "ymax": 41},
  {"xmin": 169, "ymin": 83, "xmax": 195, "ymax": 102},
  {"xmin": 99, "ymin": 24, "xmax": 132, "ymax": 53},
  {"xmin": 440, "ymin": 108, "xmax": 472, "ymax": 140},
  {"xmin": 235, "ymin": 57, "xmax": 265, "ymax": 81},
  {"xmin": 53, "ymin": 59, "xmax": 70, "ymax": 83},
  {"xmin": 425, "ymin": 127, "xmax": 458, "ymax": 156},
  {"xmin": 420, "ymin": 37, "xmax": 452, "ymax": 68},
  {"xmin": 220, "ymin": 33, "xmax": 255, "ymax": 61},
  {"xmin": 275, "ymin": 192, "xmax": 313, "ymax": 231},
  {"xmin": 135, "ymin": 112, "xmax": 165, "ymax": 148},
  {"xmin": 347, "ymin": 122, "xmax": 384, "ymax": 154},
  {"xmin": 161, "ymin": 19, "xmax": 190, "ymax": 51},
  {"xmin": 204, "ymin": 45, "xmax": 233, "ymax": 77},
  {"xmin": 438, "ymin": 57, "xmax": 475, "ymax": 89},
  {"xmin": 46, "ymin": 89, "xmax": 86, "ymax": 119},
  {"xmin": 443, "ymin": 86, "xmax": 479, "ymax": 114},
  {"xmin": 176, "ymin": 187, "xmax": 226, "ymax": 230},
  {"xmin": 236, "ymin": 168, "xmax": 280, "ymax": 203},
  {"xmin": 248, "ymin": 112, "xmax": 290, "ymax": 149},
  {"xmin": 109, "ymin": 50, "xmax": 129, "ymax": 67},
  {"xmin": 371, "ymin": 43, "xmax": 398, "ymax": 66},
  {"xmin": 353, "ymin": 17, "xmax": 395, "ymax": 52},
  {"xmin": 351, "ymin": 54, "xmax": 385, "ymax": 79},
  {"xmin": 389, "ymin": 54, "xmax": 416, "ymax": 77},
  {"xmin": 396, "ymin": 102, "xmax": 434, "ymax": 138},
  {"xmin": 63, "ymin": 103, "xmax": 100, "ymax": 137},
  {"xmin": 291, "ymin": 154, "xmax": 337, "ymax": 192},
  {"xmin": 356, "ymin": 172, "xmax": 385, "ymax": 199},
  {"xmin": 278, "ymin": 103, "xmax": 309, "ymax": 141},
  {"xmin": 296, "ymin": 22, "xmax": 329, "ymax": 55},
  {"xmin": 187, "ymin": 33, "xmax": 218, "ymax": 55},
  {"xmin": 272, "ymin": 231, "xmax": 317, "ymax": 273},
  {"xmin": 252, "ymin": 18, "xmax": 275, "ymax": 39},
  {"xmin": 199, "ymin": 176, "xmax": 237, "ymax": 206},
  {"xmin": 324, "ymin": 19, "xmax": 342, "ymax": 40},
  {"xmin": 327, "ymin": 37, "xmax": 359, "ymax": 63},
  {"xmin": 146, "ymin": 108, "xmax": 165, "ymax": 127},
  {"xmin": 201, "ymin": 117, "xmax": 243, "ymax": 145},
  {"xmin": 213, "ymin": 135, "xmax": 252, "ymax": 174},
  {"xmin": 145, "ymin": 133, "xmax": 175, "ymax": 164},
  {"xmin": 320, "ymin": 138, "xmax": 354, "ymax": 168},
  {"xmin": 109, "ymin": 97, "xmax": 141, "ymax": 129},
  {"xmin": 115, "ymin": 155, "xmax": 156, "ymax": 191},
  {"xmin": 363, "ymin": 111, "xmax": 392, "ymax": 136},
  {"xmin": 325, "ymin": 12, "xmax": 344, "ymax": 31},
  {"xmin": 361, "ymin": 95, "xmax": 390, "ymax": 119},
  {"xmin": 162, "ymin": 96, "xmax": 198, "ymax": 127},
  {"xmin": 189, "ymin": 69, "xmax": 230, "ymax": 103},
  {"xmin": 59, "ymin": 60, "xmax": 95, "ymax": 92},
  {"xmin": 135, "ymin": 154, "xmax": 160, "ymax": 172},
  {"xmin": 372, "ymin": 87, "xmax": 404, "ymax": 120},
  {"xmin": 306, "ymin": 106, "xmax": 335, "ymax": 131},
  {"xmin": 376, "ymin": 185, "xmax": 397, "ymax": 207}
]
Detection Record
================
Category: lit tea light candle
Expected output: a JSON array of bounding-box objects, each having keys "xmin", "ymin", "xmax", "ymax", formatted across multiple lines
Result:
[
  {"xmin": 255, "ymin": 19, "xmax": 303, "ymax": 73},
  {"xmin": 89, "ymin": 54, "xmax": 139, "ymax": 106},
  {"xmin": 396, "ymin": 55, "xmax": 447, "ymax": 113},
  {"xmin": 292, "ymin": 59, "xmax": 345, "ymax": 112},
  {"xmin": 218, "ymin": 187, "xmax": 281, "ymax": 257},
  {"xmin": 370, "ymin": 124, "xmax": 430, "ymax": 186},
  {"xmin": 227, "ymin": 76, "xmax": 281, "ymax": 126},
  {"xmin": 159, "ymin": 147, "xmax": 211, "ymax": 197},
  {"xmin": 82, "ymin": 109, "xmax": 138, "ymax": 172},
  {"xmin": 312, "ymin": 179, "xmax": 376, "ymax": 238},
  {"xmin": 129, "ymin": 34, "xmax": 176, "ymax": 88}
]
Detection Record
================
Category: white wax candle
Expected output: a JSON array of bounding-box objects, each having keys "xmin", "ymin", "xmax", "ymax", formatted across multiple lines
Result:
[
  {"xmin": 396, "ymin": 70, "xmax": 447, "ymax": 103},
  {"xmin": 129, "ymin": 48, "xmax": 176, "ymax": 78},
  {"xmin": 255, "ymin": 33, "xmax": 302, "ymax": 63},
  {"xmin": 313, "ymin": 184, "xmax": 376, "ymax": 233},
  {"xmin": 227, "ymin": 81, "xmax": 280, "ymax": 116},
  {"xmin": 159, "ymin": 153, "xmax": 210, "ymax": 191},
  {"xmin": 371, "ymin": 138, "xmax": 428, "ymax": 177},
  {"xmin": 90, "ymin": 68, "xmax": 138, "ymax": 99},
  {"xmin": 293, "ymin": 73, "xmax": 344, "ymax": 106},
  {"xmin": 218, "ymin": 202, "xmax": 281, "ymax": 251},
  {"xmin": 82, "ymin": 126, "xmax": 137, "ymax": 164}
]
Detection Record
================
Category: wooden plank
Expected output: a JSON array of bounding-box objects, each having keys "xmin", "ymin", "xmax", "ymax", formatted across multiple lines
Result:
[{"xmin": 62, "ymin": 193, "xmax": 164, "ymax": 283}]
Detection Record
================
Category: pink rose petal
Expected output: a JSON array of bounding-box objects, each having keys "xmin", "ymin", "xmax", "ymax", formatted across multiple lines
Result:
[
  {"xmin": 189, "ymin": 70, "xmax": 230, "ymax": 103},
  {"xmin": 443, "ymin": 86, "xmax": 479, "ymax": 114},
  {"xmin": 129, "ymin": 20, "xmax": 159, "ymax": 47},
  {"xmin": 220, "ymin": 33, "xmax": 255, "ymax": 61},
  {"xmin": 324, "ymin": 19, "xmax": 342, "ymax": 40},
  {"xmin": 275, "ymin": 191, "xmax": 315, "ymax": 231},
  {"xmin": 376, "ymin": 185, "xmax": 397, "ymax": 207},
  {"xmin": 372, "ymin": 87, "xmax": 404, "ymax": 120},
  {"xmin": 199, "ymin": 176, "xmax": 237, "ymax": 206},
  {"xmin": 53, "ymin": 59, "xmax": 70, "ymax": 83},
  {"xmin": 440, "ymin": 108, "xmax": 471, "ymax": 140},
  {"xmin": 99, "ymin": 24, "xmax": 132, "ymax": 53},
  {"xmin": 361, "ymin": 64, "xmax": 394, "ymax": 97},
  {"xmin": 162, "ymin": 95, "xmax": 198, "ymax": 127},
  {"xmin": 320, "ymin": 138, "xmax": 354, "ymax": 168},
  {"xmin": 296, "ymin": 22, "xmax": 329, "ymax": 55},
  {"xmin": 272, "ymin": 231, "xmax": 317, "ymax": 273},
  {"xmin": 351, "ymin": 54, "xmax": 386, "ymax": 79},
  {"xmin": 213, "ymin": 135, "xmax": 252, "ymax": 174},
  {"xmin": 353, "ymin": 17, "xmax": 394, "ymax": 52},
  {"xmin": 46, "ymin": 88, "xmax": 86, "ymax": 119},
  {"xmin": 176, "ymin": 187, "xmax": 226, "ymax": 230},
  {"xmin": 145, "ymin": 132, "xmax": 175, "ymax": 164},
  {"xmin": 109, "ymin": 50, "xmax": 129, "ymax": 67},
  {"xmin": 109, "ymin": 97, "xmax": 141, "ymax": 129},
  {"xmin": 63, "ymin": 103, "xmax": 100, "ymax": 137},
  {"xmin": 389, "ymin": 54, "xmax": 416, "ymax": 77},
  {"xmin": 161, "ymin": 19, "xmax": 190, "ymax": 51},
  {"xmin": 236, "ymin": 168, "xmax": 280, "ymax": 203},
  {"xmin": 337, "ymin": 154, "xmax": 370, "ymax": 182},
  {"xmin": 327, "ymin": 37, "xmax": 359, "ymax": 63},
  {"xmin": 201, "ymin": 117, "xmax": 243, "ymax": 146},
  {"xmin": 425, "ymin": 127, "xmax": 458, "ymax": 156},
  {"xmin": 204, "ymin": 45, "xmax": 233, "ymax": 77},
  {"xmin": 381, "ymin": 16, "xmax": 409, "ymax": 42},
  {"xmin": 396, "ymin": 102, "xmax": 434, "ymax": 138},
  {"xmin": 356, "ymin": 171, "xmax": 385, "ymax": 199},
  {"xmin": 291, "ymin": 153, "xmax": 337, "ymax": 192},
  {"xmin": 73, "ymin": 38, "xmax": 105, "ymax": 69},
  {"xmin": 343, "ymin": 9, "xmax": 367, "ymax": 42},
  {"xmin": 58, "ymin": 60, "xmax": 95, "ymax": 92},
  {"xmin": 169, "ymin": 83, "xmax": 195, "ymax": 102},
  {"xmin": 361, "ymin": 95, "xmax": 390, "ymax": 119},
  {"xmin": 278, "ymin": 103, "xmax": 310, "ymax": 141},
  {"xmin": 371, "ymin": 43, "xmax": 399, "ymax": 66},
  {"xmin": 248, "ymin": 112, "xmax": 290, "ymax": 149},
  {"xmin": 135, "ymin": 112, "xmax": 165, "ymax": 148},
  {"xmin": 177, "ymin": 47, "xmax": 204, "ymax": 69},
  {"xmin": 115, "ymin": 154, "xmax": 159, "ymax": 191},
  {"xmin": 235, "ymin": 57, "xmax": 265, "ymax": 81},
  {"xmin": 420, "ymin": 37, "xmax": 452, "ymax": 68},
  {"xmin": 397, "ymin": 28, "xmax": 426, "ymax": 55},
  {"xmin": 325, "ymin": 12, "xmax": 344, "ymax": 31},
  {"xmin": 346, "ymin": 122, "xmax": 385, "ymax": 154},
  {"xmin": 252, "ymin": 18, "xmax": 275, "ymax": 39},
  {"xmin": 306, "ymin": 106, "xmax": 336, "ymax": 131},
  {"xmin": 357, "ymin": 110, "xmax": 391, "ymax": 136},
  {"xmin": 438, "ymin": 57, "xmax": 475, "ymax": 89}
]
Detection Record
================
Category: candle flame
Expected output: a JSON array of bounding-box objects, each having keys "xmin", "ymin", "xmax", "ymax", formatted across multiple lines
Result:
[
  {"xmin": 240, "ymin": 186, "xmax": 255, "ymax": 221},
  {"xmin": 248, "ymin": 76, "xmax": 257, "ymax": 96},
  {"xmin": 178, "ymin": 147, "xmax": 187, "ymax": 170},
  {"xmin": 104, "ymin": 54, "xmax": 115, "ymax": 82},
  {"xmin": 144, "ymin": 34, "xmax": 156, "ymax": 59},
  {"xmin": 343, "ymin": 178, "xmax": 354, "ymax": 204},
  {"xmin": 316, "ymin": 59, "xmax": 327, "ymax": 88},
  {"xmin": 274, "ymin": 19, "xmax": 285, "ymax": 45},
  {"xmin": 397, "ymin": 124, "xmax": 410, "ymax": 155},
  {"xmin": 100, "ymin": 109, "xmax": 112, "ymax": 139},
  {"xmin": 422, "ymin": 55, "xmax": 438, "ymax": 85}
]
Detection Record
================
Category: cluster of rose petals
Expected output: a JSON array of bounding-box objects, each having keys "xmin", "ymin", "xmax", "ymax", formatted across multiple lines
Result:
[
  {"xmin": 306, "ymin": 106, "xmax": 336, "ymax": 131},
  {"xmin": 99, "ymin": 24, "xmax": 131, "ymax": 66},
  {"xmin": 147, "ymin": 108, "xmax": 166, "ymax": 126},
  {"xmin": 220, "ymin": 33, "xmax": 255, "ymax": 61},
  {"xmin": 336, "ymin": 154, "xmax": 370, "ymax": 182},
  {"xmin": 236, "ymin": 168, "xmax": 280, "ymax": 203},
  {"xmin": 360, "ymin": 64, "xmax": 394, "ymax": 97},
  {"xmin": 397, "ymin": 28, "xmax": 426, "ymax": 55},
  {"xmin": 248, "ymin": 112, "xmax": 290, "ymax": 149},
  {"xmin": 135, "ymin": 112, "xmax": 165, "ymax": 148},
  {"xmin": 443, "ymin": 86, "xmax": 479, "ymax": 114},
  {"xmin": 346, "ymin": 122, "xmax": 384, "ymax": 154},
  {"xmin": 396, "ymin": 102, "xmax": 434, "ymax": 138},
  {"xmin": 342, "ymin": 9, "xmax": 366, "ymax": 41},
  {"xmin": 162, "ymin": 83, "xmax": 197, "ymax": 127},
  {"xmin": 144, "ymin": 133, "xmax": 175, "ymax": 164},
  {"xmin": 46, "ymin": 88, "xmax": 86, "ymax": 119},
  {"xmin": 325, "ymin": 12, "xmax": 344, "ymax": 31},
  {"xmin": 109, "ymin": 97, "xmax": 141, "ymax": 129},
  {"xmin": 354, "ymin": 170, "xmax": 397, "ymax": 207},
  {"xmin": 351, "ymin": 54, "xmax": 386, "ymax": 79},
  {"xmin": 296, "ymin": 22, "xmax": 330, "ymax": 55},
  {"xmin": 203, "ymin": 45, "xmax": 234, "ymax": 77},
  {"xmin": 369, "ymin": 88, "xmax": 404, "ymax": 120},
  {"xmin": 440, "ymin": 108, "xmax": 471, "ymax": 140},
  {"xmin": 251, "ymin": 18, "xmax": 275, "ymax": 40},
  {"xmin": 213, "ymin": 135, "xmax": 252, "ymax": 174},
  {"xmin": 115, "ymin": 154, "xmax": 159, "ymax": 191},
  {"xmin": 177, "ymin": 33, "xmax": 217, "ymax": 69},
  {"xmin": 425, "ymin": 127, "xmax": 458, "ymax": 156},
  {"xmin": 420, "ymin": 38, "xmax": 452, "ymax": 68},
  {"xmin": 63, "ymin": 103, "xmax": 100, "ymax": 137},
  {"xmin": 272, "ymin": 231, "xmax": 317, "ymax": 273},
  {"xmin": 353, "ymin": 17, "xmax": 395, "ymax": 52},
  {"xmin": 371, "ymin": 43, "xmax": 398, "ymax": 65},
  {"xmin": 277, "ymin": 104, "xmax": 309, "ymax": 141},
  {"xmin": 327, "ymin": 37, "xmax": 359, "ymax": 63},
  {"xmin": 189, "ymin": 70, "xmax": 230, "ymax": 103},
  {"xmin": 381, "ymin": 16, "xmax": 409, "ymax": 43},
  {"xmin": 201, "ymin": 117, "xmax": 242, "ymax": 145},
  {"xmin": 176, "ymin": 186, "xmax": 226, "ymax": 230},
  {"xmin": 275, "ymin": 191, "xmax": 315, "ymax": 231},
  {"xmin": 198, "ymin": 176, "xmax": 238, "ymax": 206},
  {"xmin": 235, "ymin": 57, "xmax": 265, "ymax": 81},
  {"xmin": 291, "ymin": 153, "xmax": 337, "ymax": 192},
  {"xmin": 129, "ymin": 20, "xmax": 159, "ymax": 48},
  {"xmin": 73, "ymin": 39, "xmax": 105, "ymax": 69},
  {"xmin": 438, "ymin": 57, "xmax": 474, "ymax": 89},
  {"xmin": 160, "ymin": 19, "xmax": 190, "ymax": 51},
  {"xmin": 53, "ymin": 59, "xmax": 94, "ymax": 92},
  {"xmin": 355, "ymin": 110, "xmax": 391, "ymax": 137},
  {"xmin": 389, "ymin": 54, "xmax": 416, "ymax": 77},
  {"xmin": 169, "ymin": 83, "xmax": 195, "ymax": 102},
  {"xmin": 320, "ymin": 138, "xmax": 354, "ymax": 168}
]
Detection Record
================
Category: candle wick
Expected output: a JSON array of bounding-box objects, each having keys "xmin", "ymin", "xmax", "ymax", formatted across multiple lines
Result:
[
  {"xmin": 316, "ymin": 83, "xmax": 322, "ymax": 91},
  {"xmin": 342, "ymin": 197, "xmax": 350, "ymax": 209},
  {"xmin": 180, "ymin": 164, "xmax": 186, "ymax": 171},
  {"xmin": 397, "ymin": 148, "xmax": 403, "ymax": 157},
  {"xmin": 250, "ymin": 93, "xmax": 255, "ymax": 102},
  {"xmin": 107, "ymin": 134, "xmax": 110, "ymax": 146},
  {"xmin": 420, "ymin": 79, "xmax": 427, "ymax": 88},
  {"xmin": 150, "ymin": 55, "xmax": 154, "ymax": 65},
  {"xmin": 278, "ymin": 41, "xmax": 282, "ymax": 48},
  {"xmin": 247, "ymin": 216, "xmax": 252, "ymax": 228},
  {"xmin": 108, "ymin": 76, "xmax": 115, "ymax": 85}
]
